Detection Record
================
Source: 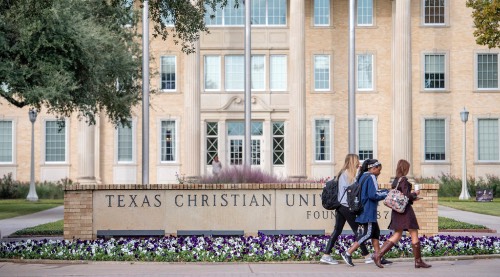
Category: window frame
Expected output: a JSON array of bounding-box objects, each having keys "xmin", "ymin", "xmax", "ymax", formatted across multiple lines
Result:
[
  {"xmin": 421, "ymin": 117, "xmax": 449, "ymax": 163},
  {"xmin": 205, "ymin": 0, "xmax": 287, "ymax": 27},
  {"xmin": 421, "ymin": 0, "xmax": 449, "ymax": 27},
  {"xmin": 474, "ymin": 52, "xmax": 500, "ymax": 92},
  {"xmin": 421, "ymin": 51, "xmax": 449, "ymax": 92},
  {"xmin": 43, "ymin": 118, "xmax": 69, "ymax": 164},
  {"xmin": 357, "ymin": 0, "xmax": 374, "ymax": 27},
  {"xmin": 475, "ymin": 117, "xmax": 500, "ymax": 163},
  {"xmin": 206, "ymin": 121, "xmax": 219, "ymax": 165},
  {"xmin": 160, "ymin": 55, "xmax": 177, "ymax": 92},
  {"xmin": 159, "ymin": 118, "xmax": 179, "ymax": 163},
  {"xmin": 313, "ymin": 118, "xmax": 333, "ymax": 162},
  {"xmin": 115, "ymin": 118, "xmax": 137, "ymax": 164},
  {"xmin": 272, "ymin": 121, "xmax": 285, "ymax": 165},
  {"xmin": 356, "ymin": 116, "xmax": 378, "ymax": 162},
  {"xmin": 270, "ymin": 54, "xmax": 287, "ymax": 91},
  {"xmin": 313, "ymin": 54, "xmax": 331, "ymax": 92},
  {"xmin": 313, "ymin": 0, "xmax": 331, "ymax": 27},
  {"xmin": 0, "ymin": 119, "xmax": 15, "ymax": 164},
  {"xmin": 356, "ymin": 53, "xmax": 375, "ymax": 91},
  {"xmin": 204, "ymin": 55, "xmax": 222, "ymax": 91}
]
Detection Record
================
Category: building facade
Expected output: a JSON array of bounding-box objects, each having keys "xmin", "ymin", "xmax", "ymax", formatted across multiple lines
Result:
[{"xmin": 1, "ymin": 0, "xmax": 499, "ymax": 184}]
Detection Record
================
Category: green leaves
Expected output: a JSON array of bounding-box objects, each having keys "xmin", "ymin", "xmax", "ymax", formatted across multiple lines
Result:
[{"xmin": 466, "ymin": 0, "xmax": 500, "ymax": 49}]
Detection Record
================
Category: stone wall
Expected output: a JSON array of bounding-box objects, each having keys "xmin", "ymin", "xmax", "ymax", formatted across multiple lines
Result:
[{"xmin": 64, "ymin": 183, "xmax": 439, "ymax": 240}]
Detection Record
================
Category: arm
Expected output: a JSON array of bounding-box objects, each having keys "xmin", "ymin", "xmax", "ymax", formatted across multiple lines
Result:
[
  {"xmin": 365, "ymin": 176, "xmax": 386, "ymax": 201},
  {"xmin": 399, "ymin": 177, "xmax": 418, "ymax": 201}
]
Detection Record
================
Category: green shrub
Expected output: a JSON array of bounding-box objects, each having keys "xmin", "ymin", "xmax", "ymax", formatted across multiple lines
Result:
[
  {"xmin": 0, "ymin": 173, "xmax": 22, "ymax": 199},
  {"xmin": 418, "ymin": 173, "xmax": 500, "ymax": 198},
  {"xmin": 0, "ymin": 174, "xmax": 67, "ymax": 199}
]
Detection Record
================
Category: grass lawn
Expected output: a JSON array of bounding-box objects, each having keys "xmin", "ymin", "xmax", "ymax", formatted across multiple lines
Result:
[
  {"xmin": 438, "ymin": 217, "xmax": 487, "ymax": 230},
  {"xmin": 438, "ymin": 197, "xmax": 500, "ymax": 217},
  {"xmin": 0, "ymin": 199, "xmax": 64, "ymax": 220},
  {"xmin": 11, "ymin": 220, "xmax": 63, "ymax": 237}
]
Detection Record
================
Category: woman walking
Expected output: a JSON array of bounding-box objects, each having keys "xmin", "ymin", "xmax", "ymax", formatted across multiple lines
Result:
[
  {"xmin": 373, "ymin": 159, "xmax": 431, "ymax": 269},
  {"xmin": 340, "ymin": 159, "xmax": 388, "ymax": 266},
  {"xmin": 320, "ymin": 154, "xmax": 373, "ymax": 265}
]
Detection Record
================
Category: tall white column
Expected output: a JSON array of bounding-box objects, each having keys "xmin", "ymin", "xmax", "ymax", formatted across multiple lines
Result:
[
  {"xmin": 392, "ymin": 0, "xmax": 413, "ymax": 176},
  {"xmin": 77, "ymin": 121, "xmax": 96, "ymax": 184},
  {"xmin": 288, "ymin": 0, "xmax": 306, "ymax": 180},
  {"xmin": 184, "ymin": 40, "xmax": 201, "ymax": 180}
]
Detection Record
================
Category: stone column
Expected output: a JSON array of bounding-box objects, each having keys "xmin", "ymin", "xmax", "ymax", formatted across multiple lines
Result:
[
  {"xmin": 77, "ymin": 121, "xmax": 96, "ymax": 184},
  {"xmin": 184, "ymin": 40, "xmax": 201, "ymax": 180},
  {"xmin": 392, "ymin": 0, "xmax": 413, "ymax": 176},
  {"xmin": 287, "ymin": 0, "xmax": 307, "ymax": 180}
]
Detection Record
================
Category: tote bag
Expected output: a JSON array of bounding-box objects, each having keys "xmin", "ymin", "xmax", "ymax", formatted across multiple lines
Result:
[{"xmin": 383, "ymin": 177, "xmax": 409, "ymax": 213}]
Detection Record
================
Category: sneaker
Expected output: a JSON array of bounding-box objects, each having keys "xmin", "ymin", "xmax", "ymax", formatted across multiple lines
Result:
[
  {"xmin": 364, "ymin": 255, "xmax": 374, "ymax": 264},
  {"xmin": 341, "ymin": 252, "xmax": 355, "ymax": 267},
  {"xmin": 320, "ymin": 255, "xmax": 339, "ymax": 265},
  {"xmin": 381, "ymin": 258, "xmax": 393, "ymax": 265}
]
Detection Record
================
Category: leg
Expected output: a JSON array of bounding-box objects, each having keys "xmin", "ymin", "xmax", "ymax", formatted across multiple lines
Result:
[
  {"xmin": 342, "ymin": 223, "xmax": 372, "ymax": 266},
  {"xmin": 372, "ymin": 228, "xmax": 399, "ymax": 268},
  {"xmin": 409, "ymin": 229, "xmax": 431, "ymax": 268},
  {"xmin": 324, "ymin": 208, "xmax": 348, "ymax": 255},
  {"xmin": 343, "ymin": 208, "xmax": 369, "ymax": 257}
]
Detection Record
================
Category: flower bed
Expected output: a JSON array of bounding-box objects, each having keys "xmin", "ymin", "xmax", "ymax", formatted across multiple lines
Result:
[{"xmin": 1, "ymin": 234, "xmax": 499, "ymax": 262}]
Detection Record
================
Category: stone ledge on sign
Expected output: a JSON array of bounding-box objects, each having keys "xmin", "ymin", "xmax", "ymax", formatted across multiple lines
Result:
[{"xmin": 63, "ymin": 183, "xmax": 325, "ymax": 191}]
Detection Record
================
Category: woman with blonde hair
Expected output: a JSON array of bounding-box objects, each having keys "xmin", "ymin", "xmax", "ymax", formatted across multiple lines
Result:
[
  {"xmin": 320, "ymin": 154, "xmax": 389, "ymax": 265},
  {"xmin": 373, "ymin": 159, "xmax": 431, "ymax": 269}
]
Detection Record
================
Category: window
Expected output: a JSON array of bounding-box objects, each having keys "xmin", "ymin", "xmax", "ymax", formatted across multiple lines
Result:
[
  {"xmin": 161, "ymin": 12, "xmax": 175, "ymax": 26},
  {"xmin": 225, "ymin": 55, "xmax": 244, "ymax": 90},
  {"xmin": 117, "ymin": 120, "xmax": 133, "ymax": 162},
  {"xmin": 424, "ymin": 54, "xmax": 445, "ymax": 90},
  {"xmin": 424, "ymin": 119, "xmax": 446, "ymax": 161},
  {"xmin": 161, "ymin": 120, "xmax": 176, "ymax": 162},
  {"xmin": 314, "ymin": 0, "xmax": 330, "ymax": 26},
  {"xmin": 270, "ymin": 55, "xmax": 287, "ymax": 91},
  {"xmin": 358, "ymin": 119, "xmax": 373, "ymax": 160},
  {"xmin": 225, "ymin": 55, "xmax": 265, "ymax": 91},
  {"xmin": 315, "ymin": 119, "xmax": 331, "ymax": 161},
  {"xmin": 478, "ymin": 119, "xmax": 499, "ymax": 161},
  {"xmin": 314, "ymin": 55, "xmax": 330, "ymax": 91},
  {"xmin": 227, "ymin": 121, "xmax": 263, "ymax": 165},
  {"xmin": 357, "ymin": 0, "xmax": 373, "ymax": 26},
  {"xmin": 272, "ymin": 121, "xmax": 285, "ymax": 165},
  {"xmin": 205, "ymin": 0, "xmax": 286, "ymax": 26},
  {"xmin": 204, "ymin": 55, "xmax": 221, "ymax": 90},
  {"xmin": 0, "ymin": 121, "xmax": 13, "ymax": 163},
  {"xmin": 423, "ymin": 0, "xmax": 445, "ymax": 25},
  {"xmin": 206, "ymin": 122, "xmax": 218, "ymax": 165},
  {"xmin": 477, "ymin": 53, "xmax": 499, "ymax": 89},
  {"xmin": 160, "ymin": 56, "xmax": 176, "ymax": 91},
  {"xmin": 357, "ymin": 54, "xmax": 373, "ymax": 90},
  {"xmin": 45, "ymin": 120, "xmax": 66, "ymax": 162}
]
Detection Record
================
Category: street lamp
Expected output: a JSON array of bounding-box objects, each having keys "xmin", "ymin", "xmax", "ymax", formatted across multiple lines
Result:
[
  {"xmin": 26, "ymin": 109, "xmax": 39, "ymax": 201},
  {"xmin": 459, "ymin": 107, "xmax": 470, "ymax": 200}
]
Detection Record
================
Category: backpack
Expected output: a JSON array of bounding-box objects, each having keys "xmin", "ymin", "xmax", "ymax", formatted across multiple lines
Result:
[
  {"xmin": 346, "ymin": 174, "xmax": 371, "ymax": 215},
  {"xmin": 321, "ymin": 175, "xmax": 343, "ymax": 210}
]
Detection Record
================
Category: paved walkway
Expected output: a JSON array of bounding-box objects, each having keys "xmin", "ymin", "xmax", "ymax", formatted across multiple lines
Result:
[
  {"xmin": 0, "ymin": 205, "xmax": 63, "ymax": 238},
  {"xmin": 438, "ymin": 205, "xmax": 500, "ymax": 234}
]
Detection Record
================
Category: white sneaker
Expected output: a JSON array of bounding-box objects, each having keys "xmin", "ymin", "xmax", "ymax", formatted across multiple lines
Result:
[
  {"xmin": 364, "ymin": 255, "xmax": 374, "ymax": 264},
  {"xmin": 320, "ymin": 255, "xmax": 339, "ymax": 265}
]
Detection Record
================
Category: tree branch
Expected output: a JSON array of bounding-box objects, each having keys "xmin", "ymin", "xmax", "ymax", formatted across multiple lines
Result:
[{"xmin": 0, "ymin": 91, "xmax": 26, "ymax": 108}]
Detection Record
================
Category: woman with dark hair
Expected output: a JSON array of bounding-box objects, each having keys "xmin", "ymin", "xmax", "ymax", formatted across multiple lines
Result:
[
  {"xmin": 372, "ymin": 159, "xmax": 431, "ymax": 269},
  {"xmin": 320, "ymin": 154, "xmax": 372, "ymax": 265},
  {"xmin": 341, "ymin": 159, "xmax": 389, "ymax": 267}
]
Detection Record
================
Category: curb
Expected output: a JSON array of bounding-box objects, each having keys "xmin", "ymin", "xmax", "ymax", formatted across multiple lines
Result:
[
  {"xmin": 1, "ymin": 254, "xmax": 500, "ymax": 265},
  {"xmin": 439, "ymin": 229, "xmax": 497, "ymax": 233}
]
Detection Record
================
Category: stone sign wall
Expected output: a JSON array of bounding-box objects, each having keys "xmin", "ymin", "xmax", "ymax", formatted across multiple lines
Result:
[{"xmin": 64, "ymin": 183, "xmax": 439, "ymax": 240}]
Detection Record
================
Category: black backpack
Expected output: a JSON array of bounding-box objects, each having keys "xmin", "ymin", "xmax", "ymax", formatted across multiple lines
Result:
[
  {"xmin": 346, "ymin": 174, "xmax": 371, "ymax": 215},
  {"xmin": 321, "ymin": 175, "xmax": 343, "ymax": 210}
]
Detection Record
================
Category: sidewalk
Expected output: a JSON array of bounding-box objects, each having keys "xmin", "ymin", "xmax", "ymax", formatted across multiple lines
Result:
[
  {"xmin": 438, "ymin": 205, "xmax": 500, "ymax": 235},
  {"xmin": 0, "ymin": 205, "xmax": 63, "ymax": 239}
]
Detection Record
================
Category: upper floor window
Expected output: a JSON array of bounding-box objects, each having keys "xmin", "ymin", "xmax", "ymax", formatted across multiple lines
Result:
[
  {"xmin": 160, "ymin": 56, "xmax": 176, "ymax": 91},
  {"xmin": 424, "ymin": 119, "xmax": 446, "ymax": 161},
  {"xmin": 477, "ymin": 53, "xmax": 499, "ymax": 90},
  {"xmin": 357, "ymin": 0, "xmax": 373, "ymax": 26},
  {"xmin": 0, "ymin": 121, "xmax": 13, "ymax": 163},
  {"xmin": 357, "ymin": 54, "xmax": 373, "ymax": 91},
  {"xmin": 313, "ymin": 0, "xmax": 330, "ymax": 26},
  {"xmin": 423, "ymin": 0, "xmax": 446, "ymax": 25},
  {"xmin": 424, "ymin": 54, "xmax": 446, "ymax": 90},
  {"xmin": 478, "ymin": 118, "xmax": 499, "ymax": 161},
  {"xmin": 205, "ymin": 0, "xmax": 286, "ymax": 26},
  {"xmin": 272, "ymin": 121, "xmax": 285, "ymax": 165},
  {"xmin": 358, "ymin": 119, "xmax": 374, "ymax": 161},
  {"xmin": 161, "ymin": 120, "xmax": 176, "ymax": 162},
  {"xmin": 314, "ymin": 55, "xmax": 331, "ymax": 91},
  {"xmin": 204, "ymin": 55, "xmax": 221, "ymax": 91},
  {"xmin": 315, "ymin": 119, "xmax": 331, "ymax": 161},
  {"xmin": 270, "ymin": 55, "xmax": 287, "ymax": 91},
  {"xmin": 45, "ymin": 120, "xmax": 66, "ymax": 163},
  {"xmin": 117, "ymin": 120, "xmax": 134, "ymax": 163},
  {"xmin": 225, "ymin": 55, "xmax": 266, "ymax": 91}
]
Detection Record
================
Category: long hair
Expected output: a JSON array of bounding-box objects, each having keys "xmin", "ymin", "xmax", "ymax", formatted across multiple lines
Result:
[
  {"xmin": 357, "ymin": 158, "xmax": 380, "ymax": 181},
  {"xmin": 395, "ymin": 159, "xmax": 410, "ymax": 178},
  {"xmin": 338, "ymin": 154, "xmax": 359, "ymax": 184}
]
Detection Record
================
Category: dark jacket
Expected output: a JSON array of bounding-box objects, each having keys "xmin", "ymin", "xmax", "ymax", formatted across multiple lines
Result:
[{"xmin": 355, "ymin": 172, "xmax": 387, "ymax": 224}]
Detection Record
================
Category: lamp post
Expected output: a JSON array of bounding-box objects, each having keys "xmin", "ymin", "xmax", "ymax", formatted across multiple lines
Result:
[
  {"xmin": 459, "ymin": 107, "xmax": 470, "ymax": 200},
  {"xmin": 26, "ymin": 109, "xmax": 38, "ymax": 202}
]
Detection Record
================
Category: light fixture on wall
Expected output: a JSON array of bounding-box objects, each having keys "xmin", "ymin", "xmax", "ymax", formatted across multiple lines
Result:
[{"xmin": 459, "ymin": 107, "xmax": 470, "ymax": 200}]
